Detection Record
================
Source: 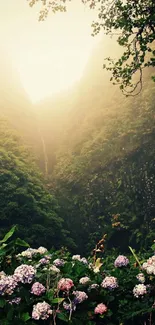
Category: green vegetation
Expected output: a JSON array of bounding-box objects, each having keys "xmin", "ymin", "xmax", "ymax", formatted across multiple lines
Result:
[
  {"xmin": 0, "ymin": 227, "xmax": 155, "ymax": 325},
  {"xmin": 0, "ymin": 2, "xmax": 155, "ymax": 323},
  {"xmin": 0, "ymin": 118, "xmax": 72, "ymax": 249},
  {"xmin": 44, "ymin": 65, "xmax": 155, "ymax": 254}
]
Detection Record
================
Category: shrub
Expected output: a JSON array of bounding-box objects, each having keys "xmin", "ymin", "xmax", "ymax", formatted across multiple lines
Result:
[{"xmin": 0, "ymin": 228, "xmax": 155, "ymax": 324}]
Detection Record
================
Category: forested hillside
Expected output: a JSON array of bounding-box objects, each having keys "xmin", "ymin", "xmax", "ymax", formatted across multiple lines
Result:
[
  {"xmin": 0, "ymin": 118, "xmax": 75, "ymax": 249},
  {"xmin": 33, "ymin": 40, "xmax": 155, "ymax": 254},
  {"xmin": 0, "ymin": 39, "xmax": 155, "ymax": 255}
]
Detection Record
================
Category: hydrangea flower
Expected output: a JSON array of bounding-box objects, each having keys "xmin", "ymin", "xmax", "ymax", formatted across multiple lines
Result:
[
  {"xmin": 63, "ymin": 301, "xmax": 76, "ymax": 311},
  {"xmin": 88, "ymin": 283, "xmax": 99, "ymax": 291},
  {"xmin": 80, "ymin": 257, "xmax": 88, "ymax": 264},
  {"xmin": 18, "ymin": 248, "xmax": 38, "ymax": 259},
  {"xmin": 72, "ymin": 255, "xmax": 81, "ymax": 261},
  {"xmin": 142, "ymin": 256, "xmax": 155, "ymax": 275},
  {"xmin": 37, "ymin": 247, "xmax": 48, "ymax": 254},
  {"xmin": 39, "ymin": 258, "xmax": 50, "ymax": 265},
  {"xmin": 114, "ymin": 255, "xmax": 129, "ymax": 267},
  {"xmin": 133, "ymin": 284, "xmax": 147, "ymax": 298},
  {"xmin": 53, "ymin": 259, "xmax": 65, "ymax": 267},
  {"xmin": 79, "ymin": 277, "xmax": 90, "ymax": 285},
  {"xmin": 101, "ymin": 276, "xmax": 118, "ymax": 290},
  {"xmin": 136, "ymin": 273, "xmax": 145, "ymax": 283},
  {"xmin": 94, "ymin": 303, "xmax": 108, "ymax": 315},
  {"xmin": 31, "ymin": 282, "xmax": 46, "ymax": 296},
  {"xmin": 72, "ymin": 255, "xmax": 87, "ymax": 264},
  {"xmin": 8, "ymin": 297, "xmax": 21, "ymax": 305},
  {"xmin": 0, "ymin": 275, "xmax": 18, "ymax": 295},
  {"xmin": 14, "ymin": 264, "xmax": 36, "ymax": 284},
  {"xmin": 49, "ymin": 265, "xmax": 60, "ymax": 273},
  {"xmin": 58, "ymin": 278, "xmax": 74, "ymax": 291},
  {"xmin": 146, "ymin": 266, "xmax": 155, "ymax": 275},
  {"xmin": 32, "ymin": 301, "xmax": 52, "ymax": 320},
  {"xmin": 73, "ymin": 290, "xmax": 88, "ymax": 303}
]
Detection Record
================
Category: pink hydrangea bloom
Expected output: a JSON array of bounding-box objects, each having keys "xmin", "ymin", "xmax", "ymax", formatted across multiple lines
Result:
[
  {"xmin": 114, "ymin": 255, "xmax": 129, "ymax": 267},
  {"xmin": 95, "ymin": 303, "xmax": 108, "ymax": 314},
  {"xmin": 32, "ymin": 301, "xmax": 52, "ymax": 320},
  {"xmin": 0, "ymin": 275, "xmax": 18, "ymax": 295},
  {"xmin": 14, "ymin": 264, "xmax": 36, "ymax": 284},
  {"xmin": 53, "ymin": 259, "xmax": 65, "ymax": 267},
  {"xmin": 63, "ymin": 301, "xmax": 76, "ymax": 311},
  {"xmin": 73, "ymin": 290, "xmax": 88, "ymax": 303},
  {"xmin": 8, "ymin": 297, "xmax": 21, "ymax": 305},
  {"xmin": 31, "ymin": 282, "xmax": 46, "ymax": 296},
  {"xmin": 101, "ymin": 276, "xmax": 118, "ymax": 290},
  {"xmin": 58, "ymin": 278, "xmax": 74, "ymax": 291}
]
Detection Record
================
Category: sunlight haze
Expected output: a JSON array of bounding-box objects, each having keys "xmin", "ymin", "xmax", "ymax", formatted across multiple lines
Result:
[{"xmin": 0, "ymin": 0, "xmax": 99, "ymax": 103}]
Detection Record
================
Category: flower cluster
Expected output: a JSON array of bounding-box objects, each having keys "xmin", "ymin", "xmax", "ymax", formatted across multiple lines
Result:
[
  {"xmin": 2, "ymin": 231, "xmax": 155, "ymax": 325},
  {"xmin": 39, "ymin": 257, "xmax": 50, "ymax": 265},
  {"xmin": 0, "ymin": 275, "xmax": 18, "ymax": 295},
  {"xmin": 136, "ymin": 273, "xmax": 145, "ymax": 283},
  {"xmin": 142, "ymin": 256, "xmax": 155, "ymax": 275},
  {"xmin": 17, "ymin": 247, "xmax": 48, "ymax": 260},
  {"xmin": 14, "ymin": 264, "xmax": 36, "ymax": 284},
  {"xmin": 58, "ymin": 278, "xmax": 74, "ymax": 291},
  {"xmin": 94, "ymin": 303, "xmax": 108, "ymax": 315},
  {"xmin": 101, "ymin": 276, "xmax": 118, "ymax": 290},
  {"xmin": 72, "ymin": 255, "xmax": 87, "ymax": 264},
  {"xmin": 37, "ymin": 247, "xmax": 48, "ymax": 254},
  {"xmin": 133, "ymin": 284, "xmax": 147, "ymax": 298},
  {"xmin": 63, "ymin": 301, "xmax": 76, "ymax": 312},
  {"xmin": 79, "ymin": 276, "xmax": 90, "ymax": 285},
  {"xmin": 73, "ymin": 290, "xmax": 88, "ymax": 303},
  {"xmin": 32, "ymin": 301, "xmax": 52, "ymax": 320},
  {"xmin": 80, "ymin": 257, "xmax": 88, "ymax": 264},
  {"xmin": 8, "ymin": 297, "xmax": 21, "ymax": 305},
  {"xmin": 72, "ymin": 255, "xmax": 81, "ymax": 261},
  {"xmin": 53, "ymin": 259, "xmax": 65, "ymax": 267},
  {"xmin": 31, "ymin": 282, "xmax": 46, "ymax": 296},
  {"xmin": 17, "ymin": 248, "xmax": 38, "ymax": 259},
  {"xmin": 114, "ymin": 255, "xmax": 129, "ymax": 267},
  {"xmin": 49, "ymin": 265, "xmax": 60, "ymax": 273},
  {"xmin": 88, "ymin": 283, "xmax": 99, "ymax": 290}
]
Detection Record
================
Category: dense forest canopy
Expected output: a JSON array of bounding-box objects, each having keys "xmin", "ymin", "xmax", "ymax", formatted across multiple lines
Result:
[{"xmin": 0, "ymin": 118, "xmax": 75, "ymax": 250}]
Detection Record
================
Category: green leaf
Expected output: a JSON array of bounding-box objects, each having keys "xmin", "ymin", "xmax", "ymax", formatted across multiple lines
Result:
[
  {"xmin": 0, "ymin": 226, "xmax": 17, "ymax": 244},
  {"xmin": 57, "ymin": 312, "xmax": 69, "ymax": 322},
  {"xmin": 128, "ymin": 246, "xmax": 141, "ymax": 267},
  {"xmin": 21, "ymin": 312, "xmax": 31, "ymax": 322},
  {"xmin": 15, "ymin": 238, "xmax": 29, "ymax": 247},
  {"xmin": 52, "ymin": 298, "xmax": 65, "ymax": 304},
  {"xmin": 46, "ymin": 289, "xmax": 54, "ymax": 301},
  {"xmin": 0, "ymin": 298, "xmax": 5, "ymax": 307}
]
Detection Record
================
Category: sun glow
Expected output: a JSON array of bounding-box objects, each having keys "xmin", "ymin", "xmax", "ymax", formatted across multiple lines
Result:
[{"xmin": 0, "ymin": 0, "xmax": 99, "ymax": 103}]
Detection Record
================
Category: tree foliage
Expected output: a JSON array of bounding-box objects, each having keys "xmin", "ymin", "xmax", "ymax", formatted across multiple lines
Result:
[
  {"xmin": 27, "ymin": 0, "xmax": 155, "ymax": 95},
  {"xmin": 48, "ymin": 68, "xmax": 155, "ymax": 255},
  {"xmin": 0, "ymin": 118, "xmax": 73, "ymax": 250}
]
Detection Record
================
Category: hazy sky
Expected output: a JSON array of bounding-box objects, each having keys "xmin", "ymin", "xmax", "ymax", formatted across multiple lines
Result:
[{"xmin": 0, "ymin": 0, "xmax": 100, "ymax": 103}]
